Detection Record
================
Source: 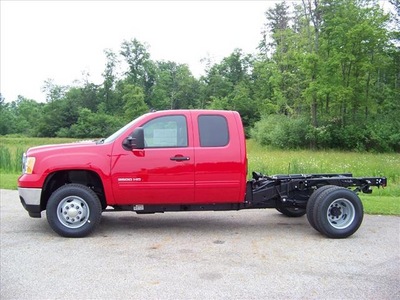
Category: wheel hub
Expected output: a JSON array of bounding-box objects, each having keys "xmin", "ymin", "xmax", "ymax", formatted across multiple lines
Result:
[
  {"xmin": 326, "ymin": 198, "xmax": 355, "ymax": 229},
  {"xmin": 330, "ymin": 206, "xmax": 342, "ymax": 218},
  {"xmin": 57, "ymin": 196, "xmax": 89, "ymax": 229}
]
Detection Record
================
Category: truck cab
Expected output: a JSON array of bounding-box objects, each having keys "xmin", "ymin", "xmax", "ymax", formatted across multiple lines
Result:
[{"xmin": 108, "ymin": 110, "xmax": 247, "ymax": 205}]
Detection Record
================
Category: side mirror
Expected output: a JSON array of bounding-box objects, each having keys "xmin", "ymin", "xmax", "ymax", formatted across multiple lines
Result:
[{"xmin": 123, "ymin": 127, "xmax": 145, "ymax": 150}]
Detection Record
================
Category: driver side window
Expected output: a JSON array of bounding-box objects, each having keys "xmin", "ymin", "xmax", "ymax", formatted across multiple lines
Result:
[{"xmin": 143, "ymin": 115, "xmax": 188, "ymax": 148}]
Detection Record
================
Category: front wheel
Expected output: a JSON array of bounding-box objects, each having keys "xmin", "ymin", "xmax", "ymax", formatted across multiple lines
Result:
[
  {"xmin": 46, "ymin": 184, "xmax": 102, "ymax": 237},
  {"xmin": 312, "ymin": 187, "xmax": 363, "ymax": 238}
]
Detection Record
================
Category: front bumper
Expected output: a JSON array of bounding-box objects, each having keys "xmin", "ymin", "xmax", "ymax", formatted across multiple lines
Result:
[{"xmin": 18, "ymin": 188, "xmax": 42, "ymax": 218}]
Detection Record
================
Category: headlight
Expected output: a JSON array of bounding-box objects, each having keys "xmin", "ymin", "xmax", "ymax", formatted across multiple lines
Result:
[{"xmin": 22, "ymin": 153, "xmax": 36, "ymax": 174}]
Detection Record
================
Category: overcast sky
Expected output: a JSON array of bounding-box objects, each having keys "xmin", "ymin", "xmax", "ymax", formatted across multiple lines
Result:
[{"xmin": 0, "ymin": 0, "xmax": 283, "ymax": 103}]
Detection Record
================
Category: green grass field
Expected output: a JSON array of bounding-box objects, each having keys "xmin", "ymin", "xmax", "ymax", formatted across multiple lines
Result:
[
  {"xmin": 246, "ymin": 140, "xmax": 400, "ymax": 215},
  {"xmin": 1, "ymin": 137, "xmax": 399, "ymax": 215}
]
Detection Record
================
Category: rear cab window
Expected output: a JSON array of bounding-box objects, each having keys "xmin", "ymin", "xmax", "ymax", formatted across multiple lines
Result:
[{"xmin": 198, "ymin": 115, "xmax": 229, "ymax": 147}]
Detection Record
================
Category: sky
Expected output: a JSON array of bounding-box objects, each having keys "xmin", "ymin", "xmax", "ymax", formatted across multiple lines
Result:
[{"xmin": 0, "ymin": 0, "xmax": 281, "ymax": 103}]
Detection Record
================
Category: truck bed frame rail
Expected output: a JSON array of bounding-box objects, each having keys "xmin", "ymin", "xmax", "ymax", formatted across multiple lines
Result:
[{"xmin": 248, "ymin": 172, "xmax": 387, "ymax": 209}]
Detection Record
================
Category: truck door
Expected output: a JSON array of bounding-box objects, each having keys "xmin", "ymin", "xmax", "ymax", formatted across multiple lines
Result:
[
  {"xmin": 192, "ymin": 111, "xmax": 246, "ymax": 203},
  {"xmin": 111, "ymin": 114, "xmax": 195, "ymax": 205}
]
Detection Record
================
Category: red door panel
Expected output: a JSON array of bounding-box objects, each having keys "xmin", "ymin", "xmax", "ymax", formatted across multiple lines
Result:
[
  {"xmin": 191, "ymin": 111, "xmax": 246, "ymax": 203},
  {"xmin": 111, "ymin": 148, "xmax": 194, "ymax": 204},
  {"xmin": 111, "ymin": 114, "xmax": 195, "ymax": 205}
]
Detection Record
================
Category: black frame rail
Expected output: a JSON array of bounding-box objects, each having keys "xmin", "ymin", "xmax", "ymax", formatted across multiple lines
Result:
[{"xmin": 248, "ymin": 172, "xmax": 387, "ymax": 208}]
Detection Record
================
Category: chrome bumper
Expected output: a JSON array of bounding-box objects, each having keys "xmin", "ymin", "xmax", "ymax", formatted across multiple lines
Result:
[{"xmin": 18, "ymin": 188, "xmax": 42, "ymax": 218}]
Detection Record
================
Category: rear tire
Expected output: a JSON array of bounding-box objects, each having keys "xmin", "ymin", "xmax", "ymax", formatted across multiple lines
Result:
[
  {"xmin": 46, "ymin": 184, "xmax": 102, "ymax": 237},
  {"xmin": 312, "ymin": 187, "xmax": 363, "ymax": 238},
  {"xmin": 306, "ymin": 185, "xmax": 339, "ymax": 232}
]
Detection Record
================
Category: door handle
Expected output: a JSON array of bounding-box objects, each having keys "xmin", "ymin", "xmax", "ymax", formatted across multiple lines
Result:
[{"xmin": 170, "ymin": 156, "xmax": 190, "ymax": 161}]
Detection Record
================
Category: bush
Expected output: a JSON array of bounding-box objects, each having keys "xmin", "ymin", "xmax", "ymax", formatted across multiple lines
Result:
[
  {"xmin": 323, "ymin": 117, "xmax": 400, "ymax": 152},
  {"xmin": 251, "ymin": 115, "xmax": 309, "ymax": 149},
  {"xmin": 251, "ymin": 114, "xmax": 400, "ymax": 152}
]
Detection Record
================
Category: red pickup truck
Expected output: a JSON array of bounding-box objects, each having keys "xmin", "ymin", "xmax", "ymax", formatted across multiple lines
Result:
[{"xmin": 18, "ymin": 110, "xmax": 386, "ymax": 238}]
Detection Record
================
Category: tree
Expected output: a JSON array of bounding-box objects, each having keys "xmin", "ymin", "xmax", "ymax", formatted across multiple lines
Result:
[
  {"xmin": 204, "ymin": 49, "xmax": 257, "ymax": 129},
  {"xmin": 0, "ymin": 94, "xmax": 15, "ymax": 135},
  {"xmin": 257, "ymin": 2, "xmax": 307, "ymax": 116},
  {"xmin": 35, "ymin": 95, "xmax": 79, "ymax": 137},
  {"xmin": 41, "ymin": 79, "xmax": 68, "ymax": 102},
  {"xmin": 204, "ymin": 49, "xmax": 253, "ymax": 100},
  {"xmin": 152, "ymin": 61, "xmax": 200, "ymax": 109},
  {"xmin": 12, "ymin": 96, "xmax": 44, "ymax": 135},
  {"xmin": 252, "ymin": 0, "xmax": 399, "ymax": 150},
  {"xmin": 67, "ymin": 108, "xmax": 123, "ymax": 138},
  {"xmin": 121, "ymin": 84, "xmax": 149, "ymax": 122},
  {"xmin": 120, "ymin": 38, "xmax": 156, "ymax": 105},
  {"xmin": 299, "ymin": 0, "xmax": 323, "ymax": 148},
  {"xmin": 315, "ymin": 0, "xmax": 394, "ymax": 151},
  {"xmin": 101, "ymin": 49, "xmax": 119, "ymax": 113},
  {"xmin": 259, "ymin": 1, "xmax": 291, "ymax": 57},
  {"xmin": 2, "ymin": 17, "xmax": 397, "ymax": 151}
]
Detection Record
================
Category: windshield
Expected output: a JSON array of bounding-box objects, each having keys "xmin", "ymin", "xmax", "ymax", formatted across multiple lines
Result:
[{"xmin": 103, "ymin": 114, "xmax": 148, "ymax": 143}]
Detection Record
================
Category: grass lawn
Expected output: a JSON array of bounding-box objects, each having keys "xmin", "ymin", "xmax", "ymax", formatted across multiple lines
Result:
[
  {"xmin": 360, "ymin": 195, "xmax": 400, "ymax": 215},
  {"xmin": 1, "ymin": 173, "xmax": 20, "ymax": 190},
  {"xmin": 1, "ymin": 137, "xmax": 399, "ymax": 215}
]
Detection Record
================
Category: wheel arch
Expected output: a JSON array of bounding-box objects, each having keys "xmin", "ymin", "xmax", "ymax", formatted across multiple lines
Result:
[{"xmin": 41, "ymin": 170, "xmax": 107, "ymax": 211}]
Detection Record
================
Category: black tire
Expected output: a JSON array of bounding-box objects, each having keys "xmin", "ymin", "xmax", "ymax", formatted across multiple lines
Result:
[
  {"xmin": 313, "ymin": 187, "xmax": 364, "ymax": 239},
  {"xmin": 306, "ymin": 185, "xmax": 340, "ymax": 232},
  {"xmin": 46, "ymin": 184, "xmax": 102, "ymax": 237},
  {"xmin": 276, "ymin": 205, "xmax": 306, "ymax": 217}
]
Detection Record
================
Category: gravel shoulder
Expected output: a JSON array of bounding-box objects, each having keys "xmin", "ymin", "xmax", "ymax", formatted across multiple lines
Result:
[{"xmin": 1, "ymin": 189, "xmax": 399, "ymax": 299}]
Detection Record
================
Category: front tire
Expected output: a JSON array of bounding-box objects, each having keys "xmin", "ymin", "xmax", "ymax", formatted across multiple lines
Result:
[
  {"xmin": 46, "ymin": 184, "xmax": 102, "ymax": 237},
  {"xmin": 312, "ymin": 187, "xmax": 363, "ymax": 238}
]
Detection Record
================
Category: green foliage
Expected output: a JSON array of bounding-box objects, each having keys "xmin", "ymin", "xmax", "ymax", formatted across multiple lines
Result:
[
  {"xmin": 121, "ymin": 84, "xmax": 149, "ymax": 122},
  {"xmin": 152, "ymin": 61, "xmax": 201, "ymax": 109},
  {"xmin": 0, "ymin": 136, "xmax": 78, "ymax": 175},
  {"xmin": 252, "ymin": 113, "xmax": 400, "ymax": 152},
  {"xmin": 0, "ymin": 146, "xmax": 12, "ymax": 171},
  {"xmin": 0, "ymin": 96, "xmax": 44, "ymax": 136},
  {"xmin": 251, "ymin": 115, "xmax": 309, "ymax": 148},
  {"xmin": 203, "ymin": 49, "xmax": 260, "ymax": 129},
  {"xmin": 0, "ymin": 97, "xmax": 16, "ymax": 135},
  {"xmin": 361, "ymin": 195, "xmax": 400, "ymax": 215},
  {"xmin": 0, "ymin": 173, "xmax": 20, "ymax": 190},
  {"xmin": 0, "ymin": 146, "xmax": 25, "ymax": 173},
  {"xmin": 63, "ymin": 108, "xmax": 124, "ymax": 138},
  {"xmin": 0, "ymin": 0, "xmax": 398, "ymax": 152},
  {"xmin": 36, "ymin": 101, "xmax": 75, "ymax": 137}
]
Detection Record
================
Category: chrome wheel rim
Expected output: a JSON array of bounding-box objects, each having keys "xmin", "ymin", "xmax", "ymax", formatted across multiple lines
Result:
[
  {"xmin": 327, "ymin": 198, "xmax": 355, "ymax": 229},
  {"xmin": 57, "ymin": 196, "xmax": 90, "ymax": 229}
]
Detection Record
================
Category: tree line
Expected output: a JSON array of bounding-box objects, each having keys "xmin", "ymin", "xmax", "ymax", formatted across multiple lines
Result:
[{"xmin": 1, "ymin": 0, "xmax": 399, "ymax": 152}]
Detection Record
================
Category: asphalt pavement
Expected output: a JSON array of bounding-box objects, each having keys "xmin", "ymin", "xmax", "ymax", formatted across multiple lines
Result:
[{"xmin": 1, "ymin": 189, "xmax": 399, "ymax": 299}]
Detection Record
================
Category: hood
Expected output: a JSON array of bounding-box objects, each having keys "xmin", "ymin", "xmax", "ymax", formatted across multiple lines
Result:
[{"xmin": 26, "ymin": 140, "xmax": 98, "ymax": 156}]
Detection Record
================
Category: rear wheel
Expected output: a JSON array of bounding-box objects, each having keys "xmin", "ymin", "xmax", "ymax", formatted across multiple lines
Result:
[
  {"xmin": 46, "ymin": 184, "xmax": 102, "ymax": 237},
  {"xmin": 312, "ymin": 187, "xmax": 363, "ymax": 238},
  {"xmin": 306, "ymin": 185, "xmax": 339, "ymax": 232}
]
